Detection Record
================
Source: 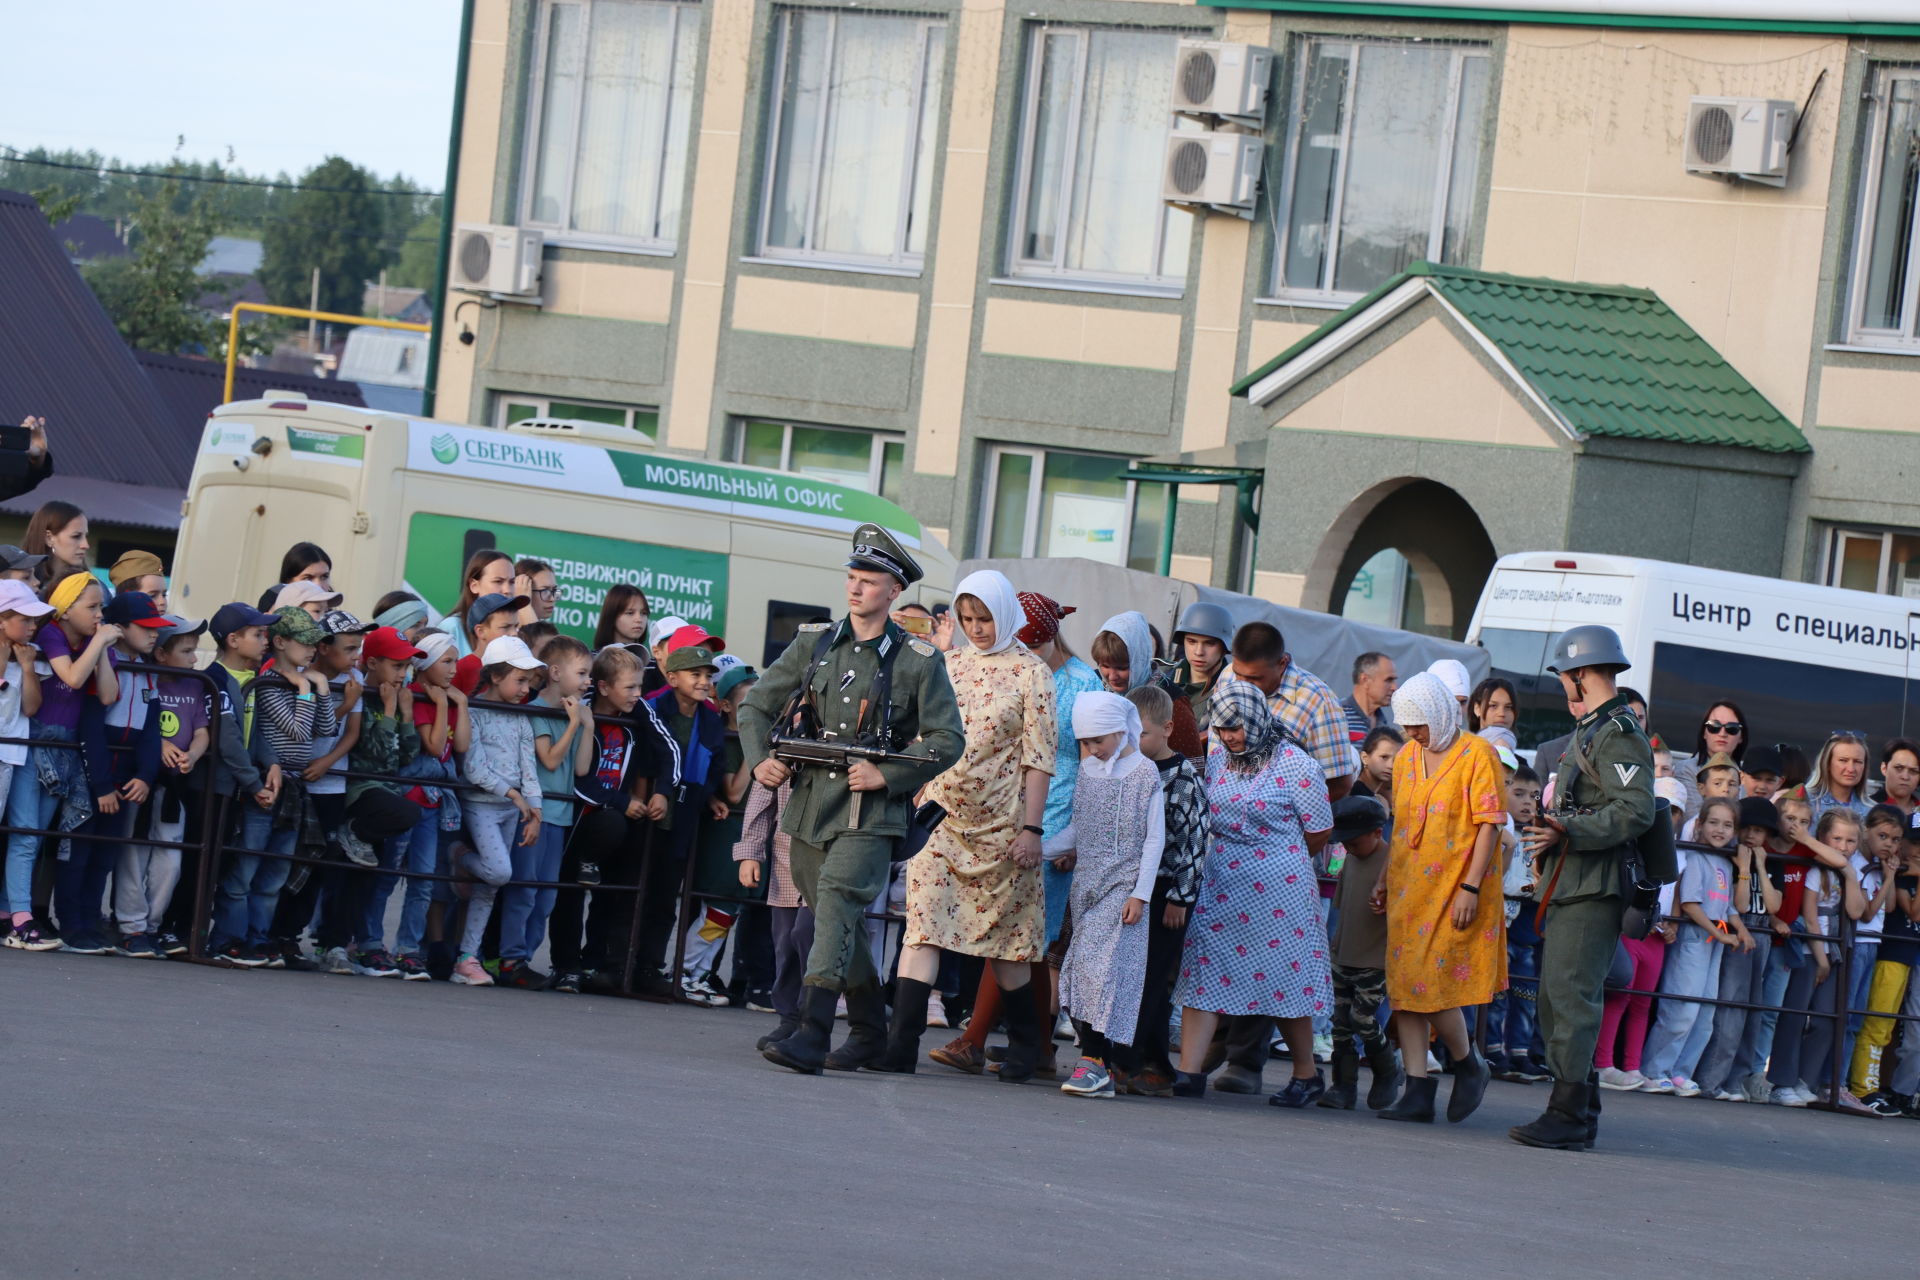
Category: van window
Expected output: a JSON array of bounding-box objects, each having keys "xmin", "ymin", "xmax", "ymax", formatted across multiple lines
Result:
[
  {"xmin": 765, "ymin": 599, "xmax": 832, "ymax": 668},
  {"xmin": 1478, "ymin": 626, "xmax": 1574, "ymax": 749},
  {"xmin": 1648, "ymin": 641, "xmax": 1911, "ymax": 762}
]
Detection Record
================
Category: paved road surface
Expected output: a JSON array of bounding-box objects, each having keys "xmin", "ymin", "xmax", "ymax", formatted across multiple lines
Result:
[{"xmin": 6, "ymin": 952, "xmax": 1909, "ymax": 1278}]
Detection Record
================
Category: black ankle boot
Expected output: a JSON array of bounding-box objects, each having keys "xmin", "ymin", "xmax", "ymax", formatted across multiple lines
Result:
[
  {"xmin": 1172, "ymin": 1070, "xmax": 1208, "ymax": 1098},
  {"xmin": 1509, "ymin": 1081, "xmax": 1592, "ymax": 1150},
  {"xmin": 1377, "ymin": 1074, "xmax": 1438, "ymax": 1122},
  {"xmin": 762, "ymin": 986, "xmax": 837, "ymax": 1075},
  {"xmin": 1584, "ymin": 1071, "xmax": 1602, "ymax": 1149},
  {"xmin": 1364, "ymin": 1039, "xmax": 1404, "ymax": 1111},
  {"xmin": 824, "ymin": 982, "xmax": 888, "ymax": 1072},
  {"xmin": 1318, "ymin": 1048, "xmax": 1360, "ymax": 1110},
  {"xmin": 996, "ymin": 981, "xmax": 1043, "ymax": 1084},
  {"xmin": 868, "ymin": 977, "xmax": 932, "ymax": 1074},
  {"xmin": 1447, "ymin": 1047, "xmax": 1493, "ymax": 1123},
  {"xmin": 756, "ymin": 1016, "xmax": 799, "ymax": 1052}
]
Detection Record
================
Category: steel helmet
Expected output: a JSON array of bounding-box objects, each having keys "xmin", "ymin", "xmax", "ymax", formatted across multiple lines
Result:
[
  {"xmin": 1173, "ymin": 601, "xmax": 1235, "ymax": 650},
  {"xmin": 1546, "ymin": 624, "xmax": 1631, "ymax": 675}
]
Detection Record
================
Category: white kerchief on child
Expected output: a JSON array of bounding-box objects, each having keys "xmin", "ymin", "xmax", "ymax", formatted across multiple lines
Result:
[{"xmin": 1073, "ymin": 690, "xmax": 1140, "ymax": 755}]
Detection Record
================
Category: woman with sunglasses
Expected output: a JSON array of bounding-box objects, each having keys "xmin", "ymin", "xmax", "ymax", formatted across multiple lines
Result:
[{"xmin": 1675, "ymin": 701, "xmax": 1750, "ymax": 821}]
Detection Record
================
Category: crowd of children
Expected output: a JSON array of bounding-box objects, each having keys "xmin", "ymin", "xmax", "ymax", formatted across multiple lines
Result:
[{"xmin": 4, "ymin": 503, "xmax": 1920, "ymax": 1128}]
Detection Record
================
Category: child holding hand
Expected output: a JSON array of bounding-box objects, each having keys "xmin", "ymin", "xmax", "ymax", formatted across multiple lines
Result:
[{"xmin": 1055, "ymin": 690, "xmax": 1165, "ymax": 1100}]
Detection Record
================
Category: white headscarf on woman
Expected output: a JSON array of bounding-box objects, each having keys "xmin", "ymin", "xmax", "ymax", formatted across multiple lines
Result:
[
  {"xmin": 1072, "ymin": 689, "xmax": 1141, "ymax": 756},
  {"xmin": 1094, "ymin": 610, "xmax": 1154, "ymax": 691},
  {"xmin": 1391, "ymin": 671, "xmax": 1463, "ymax": 752},
  {"xmin": 951, "ymin": 569, "xmax": 1028, "ymax": 656}
]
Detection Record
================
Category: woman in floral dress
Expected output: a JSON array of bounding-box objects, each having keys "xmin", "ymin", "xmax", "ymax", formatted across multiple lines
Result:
[
  {"xmin": 1171, "ymin": 678, "xmax": 1334, "ymax": 1106},
  {"xmin": 877, "ymin": 569, "xmax": 1058, "ymax": 1080},
  {"xmin": 1374, "ymin": 671, "xmax": 1507, "ymax": 1125}
]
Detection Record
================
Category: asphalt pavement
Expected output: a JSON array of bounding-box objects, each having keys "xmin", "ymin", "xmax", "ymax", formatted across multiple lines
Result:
[{"xmin": 5, "ymin": 950, "xmax": 1910, "ymax": 1279}]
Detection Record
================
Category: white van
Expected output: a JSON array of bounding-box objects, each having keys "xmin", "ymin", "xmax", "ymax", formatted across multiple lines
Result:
[
  {"xmin": 174, "ymin": 395, "xmax": 955, "ymax": 667},
  {"xmin": 1465, "ymin": 551, "xmax": 1920, "ymax": 755}
]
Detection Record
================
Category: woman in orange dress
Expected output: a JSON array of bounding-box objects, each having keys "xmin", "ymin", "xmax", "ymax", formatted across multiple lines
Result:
[{"xmin": 1373, "ymin": 671, "xmax": 1508, "ymax": 1125}]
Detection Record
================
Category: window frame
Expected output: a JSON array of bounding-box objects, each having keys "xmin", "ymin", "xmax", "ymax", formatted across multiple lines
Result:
[
  {"xmin": 978, "ymin": 443, "xmax": 1162, "ymax": 568},
  {"xmin": 1269, "ymin": 35, "xmax": 1490, "ymax": 306},
  {"xmin": 755, "ymin": 8, "xmax": 947, "ymax": 272},
  {"xmin": 1004, "ymin": 24, "xmax": 1193, "ymax": 292},
  {"xmin": 496, "ymin": 393, "xmax": 661, "ymax": 444},
  {"xmin": 1818, "ymin": 525, "xmax": 1920, "ymax": 596},
  {"xmin": 518, "ymin": 0, "xmax": 697, "ymax": 254},
  {"xmin": 1844, "ymin": 64, "xmax": 1920, "ymax": 351},
  {"xmin": 734, "ymin": 418, "xmax": 907, "ymax": 499}
]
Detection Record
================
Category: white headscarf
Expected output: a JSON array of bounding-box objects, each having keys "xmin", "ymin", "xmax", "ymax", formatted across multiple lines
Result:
[
  {"xmin": 415, "ymin": 628, "xmax": 457, "ymax": 673},
  {"xmin": 951, "ymin": 569, "xmax": 1027, "ymax": 656},
  {"xmin": 1072, "ymin": 689, "xmax": 1141, "ymax": 755},
  {"xmin": 1426, "ymin": 658, "xmax": 1472, "ymax": 702},
  {"xmin": 1094, "ymin": 610, "xmax": 1154, "ymax": 691},
  {"xmin": 1391, "ymin": 671, "xmax": 1462, "ymax": 752}
]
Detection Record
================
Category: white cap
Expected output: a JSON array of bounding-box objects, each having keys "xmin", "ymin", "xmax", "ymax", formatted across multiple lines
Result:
[
  {"xmin": 648, "ymin": 615, "xmax": 689, "ymax": 647},
  {"xmin": 0, "ymin": 580, "xmax": 53, "ymax": 617},
  {"xmin": 481, "ymin": 636, "xmax": 547, "ymax": 671},
  {"xmin": 1427, "ymin": 658, "xmax": 1472, "ymax": 701},
  {"xmin": 272, "ymin": 580, "xmax": 345, "ymax": 612}
]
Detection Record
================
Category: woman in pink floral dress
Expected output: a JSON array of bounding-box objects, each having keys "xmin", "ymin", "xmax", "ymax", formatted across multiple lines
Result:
[{"xmin": 876, "ymin": 570, "xmax": 1057, "ymax": 1081}]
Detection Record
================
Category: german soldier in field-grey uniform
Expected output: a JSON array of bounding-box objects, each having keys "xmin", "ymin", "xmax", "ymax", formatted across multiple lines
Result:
[
  {"xmin": 1512, "ymin": 625, "xmax": 1654, "ymax": 1151},
  {"xmin": 738, "ymin": 524, "xmax": 963, "ymax": 1075}
]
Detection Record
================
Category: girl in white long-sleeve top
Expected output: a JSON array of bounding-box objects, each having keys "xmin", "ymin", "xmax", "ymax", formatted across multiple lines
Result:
[
  {"xmin": 455, "ymin": 637, "xmax": 545, "ymax": 987},
  {"xmin": 1054, "ymin": 691, "xmax": 1165, "ymax": 1099}
]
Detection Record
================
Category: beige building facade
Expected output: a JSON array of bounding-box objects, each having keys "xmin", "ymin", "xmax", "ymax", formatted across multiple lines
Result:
[{"xmin": 432, "ymin": 0, "xmax": 1920, "ymax": 637}]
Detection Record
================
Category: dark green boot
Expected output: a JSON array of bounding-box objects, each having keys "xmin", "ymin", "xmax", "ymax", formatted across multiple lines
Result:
[
  {"xmin": 868, "ymin": 977, "xmax": 932, "ymax": 1074},
  {"xmin": 996, "ymin": 981, "xmax": 1043, "ymax": 1084},
  {"xmin": 824, "ymin": 982, "xmax": 888, "ymax": 1072},
  {"xmin": 1509, "ymin": 1081, "xmax": 1591, "ymax": 1151},
  {"xmin": 1318, "ymin": 1047, "xmax": 1360, "ymax": 1110},
  {"xmin": 762, "ymin": 986, "xmax": 836, "ymax": 1075}
]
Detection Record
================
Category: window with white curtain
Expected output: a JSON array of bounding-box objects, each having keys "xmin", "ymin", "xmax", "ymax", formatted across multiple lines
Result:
[
  {"xmin": 1846, "ymin": 67, "xmax": 1920, "ymax": 349},
  {"xmin": 760, "ymin": 9, "xmax": 947, "ymax": 268},
  {"xmin": 522, "ymin": 0, "xmax": 699, "ymax": 248},
  {"xmin": 1273, "ymin": 38, "xmax": 1489, "ymax": 303},
  {"xmin": 1008, "ymin": 26, "xmax": 1194, "ymax": 289}
]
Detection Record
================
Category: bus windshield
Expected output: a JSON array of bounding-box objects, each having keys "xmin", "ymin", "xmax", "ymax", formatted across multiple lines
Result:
[{"xmin": 1478, "ymin": 626, "xmax": 1576, "ymax": 750}]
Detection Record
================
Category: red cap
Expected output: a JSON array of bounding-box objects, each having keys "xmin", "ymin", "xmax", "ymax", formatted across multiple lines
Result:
[
  {"xmin": 668, "ymin": 624, "xmax": 724, "ymax": 653},
  {"xmin": 361, "ymin": 626, "xmax": 426, "ymax": 663}
]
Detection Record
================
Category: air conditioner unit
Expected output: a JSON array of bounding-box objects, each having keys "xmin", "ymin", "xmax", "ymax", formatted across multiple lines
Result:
[
  {"xmin": 451, "ymin": 223, "xmax": 544, "ymax": 299},
  {"xmin": 1162, "ymin": 131, "xmax": 1263, "ymax": 215},
  {"xmin": 1171, "ymin": 40, "xmax": 1273, "ymax": 124},
  {"xmin": 1684, "ymin": 97, "xmax": 1794, "ymax": 186}
]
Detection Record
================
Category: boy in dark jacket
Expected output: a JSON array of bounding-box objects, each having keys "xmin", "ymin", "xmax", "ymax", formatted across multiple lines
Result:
[
  {"xmin": 638, "ymin": 643, "xmax": 726, "ymax": 986},
  {"xmin": 200, "ymin": 603, "xmax": 283, "ymax": 966}
]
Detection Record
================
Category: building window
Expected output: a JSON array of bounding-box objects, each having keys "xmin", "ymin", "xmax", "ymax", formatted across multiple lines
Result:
[
  {"xmin": 1273, "ymin": 38, "xmax": 1489, "ymax": 303},
  {"xmin": 759, "ymin": 10, "xmax": 947, "ymax": 269},
  {"xmin": 499, "ymin": 395, "xmax": 659, "ymax": 445},
  {"xmin": 737, "ymin": 419, "xmax": 906, "ymax": 503},
  {"xmin": 1008, "ymin": 26, "xmax": 1194, "ymax": 289},
  {"xmin": 980, "ymin": 445, "xmax": 1166, "ymax": 572},
  {"xmin": 522, "ymin": 0, "xmax": 699, "ymax": 248},
  {"xmin": 1823, "ymin": 526, "xmax": 1920, "ymax": 596},
  {"xmin": 1846, "ymin": 67, "xmax": 1920, "ymax": 349}
]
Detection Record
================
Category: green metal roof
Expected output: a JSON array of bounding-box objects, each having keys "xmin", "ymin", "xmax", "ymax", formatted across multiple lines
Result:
[{"xmin": 1233, "ymin": 262, "xmax": 1810, "ymax": 454}]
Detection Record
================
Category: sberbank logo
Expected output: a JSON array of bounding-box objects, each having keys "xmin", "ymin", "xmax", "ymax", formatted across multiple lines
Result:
[{"xmin": 430, "ymin": 433, "xmax": 459, "ymax": 465}]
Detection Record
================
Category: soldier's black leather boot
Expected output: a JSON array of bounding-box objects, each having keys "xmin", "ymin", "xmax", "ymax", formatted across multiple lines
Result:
[
  {"xmin": 756, "ymin": 1016, "xmax": 799, "ymax": 1052},
  {"xmin": 1376, "ymin": 1074, "xmax": 1438, "ymax": 1122},
  {"xmin": 995, "ymin": 981, "xmax": 1044, "ymax": 1084},
  {"xmin": 1364, "ymin": 1039, "xmax": 1404, "ymax": 1111},
  {"xmin": 1509, "ymin": 1080, "xmax": 1592, "ymax": 1150},
  {"xmin": 867, "ymin": 977, "xmax": 932, "ymax": 1074},
  {"xmin": 824, "ymin": 982, "xmax": 888, "ymax": 1072},
  {"xmin": 1584, "ymin": 1071, "xmax": 1602, "ymax": 1150},
  {"xmin": 762, "ymin": 986, "xmax": 837, "ymax": 1075},
  {"xmin": 1318, "ymin": 1048, "xmax": 1360, "ymax": 1110}
]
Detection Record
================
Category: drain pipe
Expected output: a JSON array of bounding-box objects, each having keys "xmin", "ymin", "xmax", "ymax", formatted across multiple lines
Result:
[{"xmin": 422, "ymin": 0, "xmax": 475, "ymax": 419}]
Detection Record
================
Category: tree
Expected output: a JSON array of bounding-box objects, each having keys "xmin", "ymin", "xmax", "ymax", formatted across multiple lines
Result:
[
  {"xmin": 387, "ymin": 213, "xmax": 443, "ymax": 291},
  {"xmin": 82, "ymin": 178, "xmax": 223, "ymax": 355},
  {"xmin": 260, "ymin": 156, "xmax": 394, "ymax": 318}
]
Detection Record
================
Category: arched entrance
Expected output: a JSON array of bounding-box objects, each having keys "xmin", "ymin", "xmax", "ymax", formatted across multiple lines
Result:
[{"xmin": 1304, "ymin": 479, "xmax": 1496, "ymax": 640}]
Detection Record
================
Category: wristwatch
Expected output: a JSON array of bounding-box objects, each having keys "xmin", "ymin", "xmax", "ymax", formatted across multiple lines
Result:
[{"xmin": 1022, "ymin": 824, "xmax": 1043, "ymax": 836}]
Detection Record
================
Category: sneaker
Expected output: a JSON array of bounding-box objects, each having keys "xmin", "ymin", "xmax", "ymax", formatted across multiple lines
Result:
[
  {"xmin": 1597, "ymin": 1067, "xmax": 1638, "ymax": 1091},
  {"xmin": 1268, "ymin": 1072, "xmax": 1328, "ymax": 1109},
  {"xmin": 337, "ymin": 828, "xmax": 379, "ymax": 867},
  {"xmin": 577, "ymin": 860, "xmax": 601, "ymax": 886},
  {"xmin": 835, "ymin": 995, "xmax": 849, "ymax": 1021},
  {"xmin": 550, "ymin": 969, "xmax": 583, "ymax": 994},
  {"xmin": 1516, "ymin": 1057, "xmax": 1554, "ymax": 1083},
  {"xmin": 114, "ymin": 933, "xmax": 160, "ymax": 959},
  {"xmin": 1672, "ymin": 1077, "xmax": 1702, "ymax": 1098},
  {"xmin": 1772, "ymin": 1086, "xmax": 1811, "ymax": 1107},
  {"xmin": 60, "ymin": 932, "xmax": 111, "ymax": 955},
  {"xmin": 253, "ymin": 943, "xmax": 286, "ymax": 969},
  {"xmin": 1711, "ymin": 1088, "xmax": 1745, "ymax": 1103},
  {"xmin": 1312, "ymin": 1032, "xmax": 1334, "ymax": 1065},
  {"xmin": 211, "ymin": 940, "xmax": 267, "ymax": 968},
  {"xmin": 1060, "ymin": 1058, "xmax": 1116, "ymax": 1099},
  {"xmin": 680, "ymin": 973, "xmax": 731, "ymax": 1007},
  {"xmin": 2, "ymin": 921, "xmax": 61, "ymax": 951},
  {"xmin": 1056, "ymin": 1012, "xmax": 1076, "ymax": 1043},
  {"xmin": 744, "ymin": 990, "xmax": 777, "ymax": 1014},
  {"xmin": 1125, "ymin": 1067, "xmax": 1176, "ymax": 1098},
  {"xmin": 320, "ymin": 946, "xmax": 354, "ymax": 975},
  {"xmin": 278, "ymin": 942, "xmax": 317, "ymax": 972},
  {"xmin": 1741, "ymin": 1071, "xmax": 1772, "ymax": 1104},
  {"xmin": 153, "ymin": 930, "xmax": 187, "ymax": 957},
  {"xmin": 1863, "ymin": 1090, "xmax": 1904, "ymax": 1117},
  {"xmin": 451, "ymin": 955, "xmax": 494, "ymax": 986},
  {"xmin": 1425, "ymin": 1050, "xmax": 1445, "ymax": 1074},
  {"xmin": 501, "ymin": 960, "xmax": 550, "ymax": 990},
  {"xmin": 1639, "ymin": 1076, "xmax": 1676, "ymax": 1094},
  {"xmin": 350, "ymin": 948, "xmax": 400, "ymax": 978},
  {"xmin": 927, "ymin": 995, "xmax": 950, "ymax": 1029},
  {"xmin": 393, "ymin": 952, "xmax": 432, "ymax": 981}
]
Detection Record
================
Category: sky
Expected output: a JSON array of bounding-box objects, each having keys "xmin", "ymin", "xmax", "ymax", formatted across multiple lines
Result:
[{"xmin": 7, "ymin": 0, "xmax": 463, "ymax": 182}]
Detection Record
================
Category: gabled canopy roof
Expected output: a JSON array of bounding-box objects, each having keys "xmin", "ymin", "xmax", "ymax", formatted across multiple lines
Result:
[{"xmin": 1234, "ymin": 262, "xmax": 1809, "ymax": 455}]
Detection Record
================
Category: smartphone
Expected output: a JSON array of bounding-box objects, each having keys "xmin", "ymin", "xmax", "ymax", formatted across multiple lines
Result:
[{"xmin": 0, "ymin": 426, "xmax": 31, "ymax": 452}]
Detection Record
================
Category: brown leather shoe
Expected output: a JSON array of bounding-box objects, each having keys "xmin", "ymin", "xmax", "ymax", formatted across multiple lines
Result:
[
  {"xmin": 927, "ymin": 1036, "xmax": 985, "ymax": 1075},
  {"xmin": 1126, "ymin": 1068, "xmax": 1175, "ymax": 1097}
]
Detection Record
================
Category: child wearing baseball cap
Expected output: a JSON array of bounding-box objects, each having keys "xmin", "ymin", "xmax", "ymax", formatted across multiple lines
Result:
[
  {"xmin": 0, "ymin": 581, "xmax": 51, "ymax": 949},
  {"xmin": 79, "ymin": 593, "xmax": 169, "ymax": 957},
  {"xmin": 139, "ymin": 615, "xmax": 211, "ymax": 956},
  {"xmin": 340, "ymin": 625, "xmax": 434, "ymax": 979}
]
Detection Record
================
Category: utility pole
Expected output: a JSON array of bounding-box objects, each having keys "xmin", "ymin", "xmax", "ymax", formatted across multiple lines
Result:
[{"xmin": 308, "ymin": 266, "xmax": 320, "ymax": 348}]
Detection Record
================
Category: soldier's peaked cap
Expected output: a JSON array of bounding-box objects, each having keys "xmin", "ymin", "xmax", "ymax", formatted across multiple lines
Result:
[{"xmin": 847, "ymin": 523, "xmax": 921, "ymax": 588}]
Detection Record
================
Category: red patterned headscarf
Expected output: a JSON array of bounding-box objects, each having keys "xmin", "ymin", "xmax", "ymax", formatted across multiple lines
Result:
[{"xmin": 1016, "ymin": 592, "xmax": 1073, "ymax": 648}]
